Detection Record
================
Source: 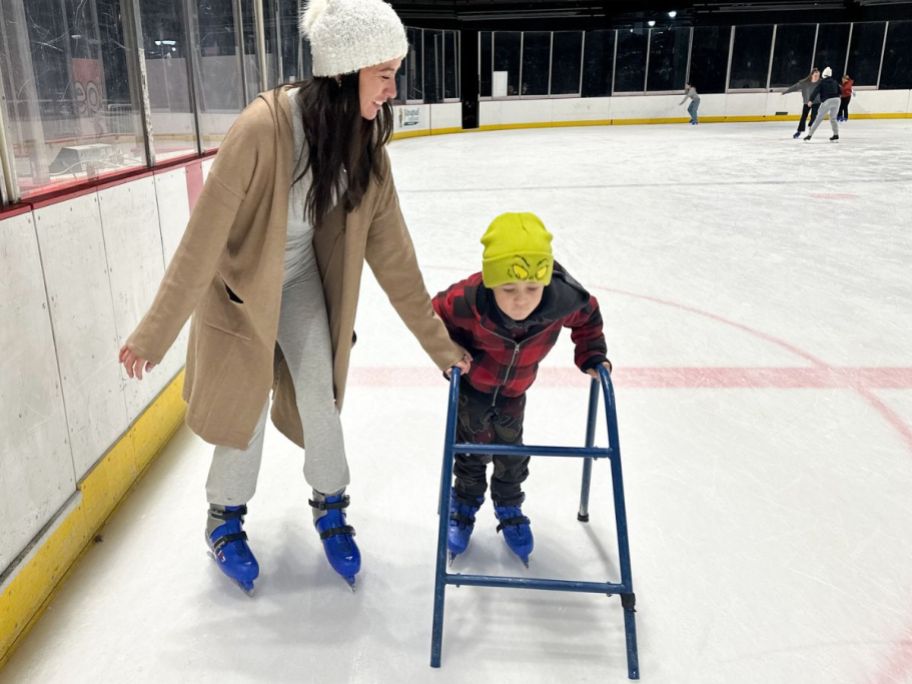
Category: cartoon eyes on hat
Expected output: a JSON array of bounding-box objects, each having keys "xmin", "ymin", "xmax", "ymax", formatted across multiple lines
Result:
[
  {"xmin": 507, "ymin": 257, "xmax": 551, "ymax": 282},
  {"xmin": 510, "ymin": 262, "xmax": 531, "ymax": 280}
]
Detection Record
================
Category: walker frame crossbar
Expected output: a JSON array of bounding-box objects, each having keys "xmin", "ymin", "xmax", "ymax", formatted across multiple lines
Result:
[{"xmin": 430, "ymin": 366, "xmax": 639, "ymax": 679}]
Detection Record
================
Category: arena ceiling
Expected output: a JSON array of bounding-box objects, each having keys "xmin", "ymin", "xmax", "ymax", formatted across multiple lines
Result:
[{"xmin": 389, "ymin": 0, "xmax": 912, "ymax": 28}]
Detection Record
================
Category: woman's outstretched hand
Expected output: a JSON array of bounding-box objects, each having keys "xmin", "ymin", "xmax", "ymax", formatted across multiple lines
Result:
[{"xmin": 119, "ymin": 344, "xmax": 156, "ymax": 380}]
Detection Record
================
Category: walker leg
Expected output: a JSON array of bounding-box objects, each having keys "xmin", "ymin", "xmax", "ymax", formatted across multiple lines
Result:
[
  {"xmin": 577, "ymin": 457, "xmax": 593, "ymax": 522},
  {"xmin": 621, "ymin": 592, "xmax": 639, "ymax": 679},
  {"xmin": 430, "ymin": 580, "xmax": 446, "ymax": 667}
]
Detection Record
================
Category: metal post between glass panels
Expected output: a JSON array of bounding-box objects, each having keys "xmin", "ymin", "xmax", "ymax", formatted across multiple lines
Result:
[
  {"xmin": 0, "ymin": 82, "xmax": 18, "ymax": 204},
  {"xmin": 876, "ymin": 21, "xmax": 889, "ymax": 88},
  {"xmin": 725, "ymin": 25, "xmax": 735, "ymax": 92},
  {"xmin": 766, "ymin": 25, "xmax": 777, "ymax": 90},
  {"xmin": 233, "ymin": 0, "xmax": 250, "ymax": 102},
  {"xmin": 844, "ymin": 23, "xmax": 854, "ymax": 75},
  {"xmin": 253, "ymin": 0, "xmax": 268, "ymax": 91},
  {"xmin": 123, "ymin": 0, "xmax": 156, "ymax": 168},
  {"xmin": 181, "ymin": 0, "xmax": 204, "ymax": 156}
]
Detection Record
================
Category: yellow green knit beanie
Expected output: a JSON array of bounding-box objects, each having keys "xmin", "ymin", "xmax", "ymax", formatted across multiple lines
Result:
[{"xmin": 481, "ymin": 212, "xmax": 554, "ymax": 288}]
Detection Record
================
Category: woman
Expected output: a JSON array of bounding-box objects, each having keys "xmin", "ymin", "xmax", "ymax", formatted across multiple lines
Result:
[
  {"xmin": 119, "ymin": 0, "xmax": 469, "ymax": 593},
  {"xmin": 783, "ymin": 68, "xmax": 820, "ymax": 139}
]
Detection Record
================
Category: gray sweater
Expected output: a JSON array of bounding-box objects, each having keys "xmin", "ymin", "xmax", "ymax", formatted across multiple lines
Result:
[
  {"xmin": 679, "ymin": 86, "xmax": 700, "ymax": 105},
  {"xmin": 784, "ymin": 77, "xmax": 820, "ymax": 104}
]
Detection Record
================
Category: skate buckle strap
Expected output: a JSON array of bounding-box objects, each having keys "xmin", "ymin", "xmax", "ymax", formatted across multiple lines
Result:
[
  {"xmin": 308, "ymin": 495, "xmax": 350, "ymax": 511},
  {"xmin": 496, "ymin": 516, "xmax": 530, "ymax": 533},
  {"xmin": 318, "ymin": 525, "xmax": 356, "ymax": 540},
  {"xmin": 209, "ymin": 504, "xmax": 248, "ymax": 521},
  {"xmin": 212, "ymin": 530, "xmax": 248, "ymax": 552},
  {"xmin": 450, "ymin": 510, "xmax": 476, "ymax": 526}
]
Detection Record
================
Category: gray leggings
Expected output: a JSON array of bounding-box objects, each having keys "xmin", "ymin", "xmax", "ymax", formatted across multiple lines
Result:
[
  {"xmin": 808, "ymin": 97, "xmax": 840, "ymax": 137},
  {"xmin": 205, "ymin": 268, "xmax": 349, "ymax": 504}
]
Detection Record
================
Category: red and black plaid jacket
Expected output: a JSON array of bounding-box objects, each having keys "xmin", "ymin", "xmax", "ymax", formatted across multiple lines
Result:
[{"xmin": 432, "ymin": 264, "xmax": 608, "ymax": 398}]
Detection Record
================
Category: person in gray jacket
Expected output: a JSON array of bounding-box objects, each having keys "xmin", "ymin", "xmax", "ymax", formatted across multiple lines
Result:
[
  {"xmin": 804, "ymin": 66, "xmax": 841, "ymax": 142},
  {"xmin": 679, "ymin": 83, "xmax": 700, "ymax": 125},
  {"xmin": 782, "ymin": 68, "xmax": 820, "ymax": 139}
]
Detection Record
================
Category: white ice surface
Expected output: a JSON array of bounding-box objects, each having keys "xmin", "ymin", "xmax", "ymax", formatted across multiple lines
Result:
[{"xmin": 3, "ymin": 120, "xmax": 912, "ymax": 684}]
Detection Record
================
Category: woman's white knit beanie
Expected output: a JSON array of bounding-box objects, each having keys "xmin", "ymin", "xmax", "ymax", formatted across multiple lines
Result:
[{"xmin": 300, "ymin": 0, "xmax": 408, "ymax": 77}]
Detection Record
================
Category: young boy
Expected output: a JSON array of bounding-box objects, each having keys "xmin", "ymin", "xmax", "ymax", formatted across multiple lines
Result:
[{"xmin": 432, "ymin": 212, "xmax": 611, "ymax": 565}]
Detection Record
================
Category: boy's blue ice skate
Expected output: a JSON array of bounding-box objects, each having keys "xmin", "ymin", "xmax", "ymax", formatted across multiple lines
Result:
[
  {"xmin": 494, "ymin": 504, "xmax": 534, "ymax": 567},
  {"xmin": 447, "ymin": 489, "xmax": 484, "ymax": 564},
  {"xmin": 207, "ymin": 504, "xmax": 259, "ymax": 595},
  {"xmin": 310, "ymin": 490, "xmax": 360, "ymax": 590}
]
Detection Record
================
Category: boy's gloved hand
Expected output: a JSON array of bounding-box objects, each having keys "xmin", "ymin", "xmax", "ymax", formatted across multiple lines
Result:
[{"xmin": 585, "ymin": 360, "xmax": 612, "ymax": 379}]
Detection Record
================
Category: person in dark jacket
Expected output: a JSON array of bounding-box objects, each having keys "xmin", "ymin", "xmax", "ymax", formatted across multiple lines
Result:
[
  {"xmin": 782, "ymin": 68, "xmax": 820, "ymax": 139},
  {"xmin": 432, "ymin": 212, "xmax": 611, "ymax": 566},
  {"xmin": 805, "ymin": 66, "xmax": 842, "ymax": 141}
]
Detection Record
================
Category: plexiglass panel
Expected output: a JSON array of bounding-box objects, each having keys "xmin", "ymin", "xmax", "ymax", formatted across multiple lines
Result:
[
  {"xmin": 0, "ymin": 0, "xmax": 147, "ymax": 198},
  {"xmin": 444, "ymin": 30, "xmax": 459, "ymax": 99},
  {"xmin": 647, "ymin": 27, "xmax": 690, "ymax": 92},
  {"xmin": 521, "ymin": 32, "xmax": 550, "ymax": 96},
  {"xmin": 140, "ymin": 0, "xmax": 198, "ymax": 160},
  {"xmin": 480, "ymin": 31, "xmax": 492, "ymax": 97},
  {"xmin": 847, "ymin": 22, "xmax": 886, "ymax": 85},
  {"xmin": 814, "ymin": 23, "xmax": 850, "ymax": 79},
  {"xmin": 770, "ymin": 24, "xmax": 816, "ymax": 88},
  {"xmin": 581, "ymin": 30, "xmax": 615, "ymax": 97},
  {"xmin": 191, "ymin": 0, "xmax": 244, "ymax": 150},
  {"xmin": 551, "ymin": 31, "xmax": 582, "ymax": 95},
  {"xmin": 690, "ymin": 26, "xmax": 730, "ymax": 94},
  {"xmin": 879, "ymin": 21, "xmax": 912, "ymax": 89},
  {"xmin": 494, "ymin": 31, "xmax": 521, "ymax": 96},
  {"xmin": 424, "ymin": 29, "xmax": 443, "ymax": 103},
  {"xmin": 615, "ymin": 28, "xmax": 647, "ymax": 92},
  {"xmin": 729, "ymin": 25, "xmax": 773, "ymax": 89}
]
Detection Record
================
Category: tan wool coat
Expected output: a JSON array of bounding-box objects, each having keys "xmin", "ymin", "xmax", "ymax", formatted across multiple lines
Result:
[{"xmin": 127, "ymin": 87, "xmax": 463, "ymax": 449}]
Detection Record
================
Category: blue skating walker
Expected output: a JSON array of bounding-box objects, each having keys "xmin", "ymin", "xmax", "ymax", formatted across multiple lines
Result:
[{"xmin": 430, "ymin": 366, "xmax": 640, "ymax": 679}]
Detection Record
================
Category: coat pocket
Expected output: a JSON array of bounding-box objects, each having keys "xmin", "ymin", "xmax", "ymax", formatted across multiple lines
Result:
[{"xmin": 200, "ymin": 277, "xmax": 252, "ymax": 339}]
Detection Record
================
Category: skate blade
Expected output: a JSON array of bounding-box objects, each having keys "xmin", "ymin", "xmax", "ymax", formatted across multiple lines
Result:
[{"xmin": 207, "ymin": 550, "xmax": 256, "ymax": 596}]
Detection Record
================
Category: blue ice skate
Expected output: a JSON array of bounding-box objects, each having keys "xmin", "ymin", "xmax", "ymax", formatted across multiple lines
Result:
[
  {"xmin": 207, "ymin": 504, "xmax": 259, "ymax": 595},
  {"xmin": 310, "ymin": 491, "xmax": 360, "ymax": 590},
  {"xmin": 447, "ymin": 489, "xmax": 484, "ymax": 564},
  {"xmin": 494, "ymin": 504, "xmax": 534, "ymax": 567}
]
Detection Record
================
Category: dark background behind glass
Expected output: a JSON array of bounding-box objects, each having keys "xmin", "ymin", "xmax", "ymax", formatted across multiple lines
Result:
[
  {"xmin": 581, "ymin": 29, "xmax": 615, "ymax": 97},
  {"xmin": 729, "ymin": 24, "xmax": 773, "ymax": 88},
  {"xmin": 689, "ymin": 26, "xmax": 731, "ymax": 93},
  {"xmin": 614, "ymin": 28, "xmax": 647, "ymax": 92}
]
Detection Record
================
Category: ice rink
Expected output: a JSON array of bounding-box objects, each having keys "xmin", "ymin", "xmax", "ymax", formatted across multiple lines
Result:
[{"xmin": 3, "ymin": 118, "xmax": 911, "ymax": 684}]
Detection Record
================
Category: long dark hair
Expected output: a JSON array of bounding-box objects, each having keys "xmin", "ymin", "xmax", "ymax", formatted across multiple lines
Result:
[{"xmin": 290, "ymin": 73, "xmax": 394, "ymax": 226}]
